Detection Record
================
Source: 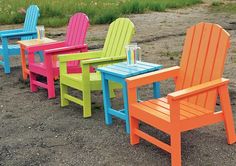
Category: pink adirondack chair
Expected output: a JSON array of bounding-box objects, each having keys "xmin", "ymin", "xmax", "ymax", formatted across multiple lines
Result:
[{"xmin": 27, "ymin": 13, "xmax": 93, "ymax": 98}]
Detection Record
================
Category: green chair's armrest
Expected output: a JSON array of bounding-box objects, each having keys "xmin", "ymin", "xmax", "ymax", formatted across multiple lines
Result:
[
  {"xmin": 58, "ymin": 51, "xmax": 103, "ymax": 62},
  {"xmin": 81, "ymin": 56, "xmax": 126, "ymax": 66}
]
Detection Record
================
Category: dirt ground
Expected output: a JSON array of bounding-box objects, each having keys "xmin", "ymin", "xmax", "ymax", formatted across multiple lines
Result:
[{"xmin": 1, "ymin": 1, "xmax": 236, "ymax": 166}]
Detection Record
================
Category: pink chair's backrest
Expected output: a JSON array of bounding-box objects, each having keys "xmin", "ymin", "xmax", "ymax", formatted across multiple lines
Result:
[
  {"xmin": 65, "ymin": 13, "xmax": 89, "ymax": 46},
  {"xmin": 175, "ymin": 22, "xmax": 230, "ymax": 111}
]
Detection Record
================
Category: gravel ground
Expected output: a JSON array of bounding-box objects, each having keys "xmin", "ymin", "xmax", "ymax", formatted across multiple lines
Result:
[{"xmin": 1, "ymin": 1, "xmax": 236, "ymax": 166}]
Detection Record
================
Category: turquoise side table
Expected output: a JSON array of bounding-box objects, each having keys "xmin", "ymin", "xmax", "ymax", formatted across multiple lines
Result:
[{"xmin": 98, "ymin": 61, "xmax": 162, "ymax": 133}]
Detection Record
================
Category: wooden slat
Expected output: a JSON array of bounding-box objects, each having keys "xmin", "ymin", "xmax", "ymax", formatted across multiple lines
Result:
[
  {"xmin": 134, "ymin": 129, "xmax": 171, "ymax": 153},
  {"xmin": 102, "ymin": 18, "xmax": 134, "ymax": 58},
  {"xmin": 65, "ymin": 13, "xmax": 89, "ymax": 46},
  {"xmin": 182, "ymin": 23, "xmax": 204, "ymax": 89},
  {"xmin": 189, "ymin": 23, "xmax": 213, "ymax": 104},
  {"xmin": 176, "ymin": 25, "xmax": 196, "ymax": 90},
  {"xmin": 180, "ymin": 112, "xmax": 224, "ymax": 131},
  {"xmin": 175, "ymin": 23, "xmax": 229, "ymax": 111},
  {"xmin": 32, "ymin": 80, "xmax": 48, "ymax": 89},
  {"xmin": 205, "ymin": 28, "xmax": 230, "ymax": 109},
  {"xmin": 180, "ymin": 101, "xmax": 212, "ymax": 114},
  {"xmin": 64, "ymin": 94, "xmax": 83, "ymax": 105},
  {"xmin": 150, "ymin": 99, "xmax": 199, "ymax": 118},
  {"xmin": 102, "ymin": 21, "xmax": 115, "ymax": 57},
  {"xmin": 149, "ymin": 98, "xmax": 170, "ymax": 109},
  {"xmin": 108, "ymin": 108, "xmax": 126, "ymax": 120},
  {"xmin": 132, "ymin": 103, "xmax": 170, "ymax": 122},
  {"xmin": 195, "ymin": 25, "xmax": 222, "ymax": 107},
  {"xmin": 136, "ymin": 98, "xmax": 216, "ymax": 122},
  {"xmin": 141, "ymin": 101, "xmax": 170, "ymax": 116},
  {"xmin": 22, "ymin": 5, "xmax": 39, "ymax": 40},
  {"xmin": 110, "ymin": 19, "xmax": 126, "ymax": 57},
  {"xmin": 114, "ymin": 62, "xmax": 151, "ymax": 70},
  {"xmin": 104, "ymin": 20, "xmax": 119, "ymax": 57}
]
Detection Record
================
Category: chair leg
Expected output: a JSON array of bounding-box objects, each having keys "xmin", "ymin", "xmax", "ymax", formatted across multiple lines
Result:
[
  {"xmin": 219, "ymin": 85, "xmax": 236, "ymax": 144},
  {"xmin": 171, "ymin": 131, "xmax": 181, "ymax": 166},
  {"xmin": 82, "ymin": 88, "xmax": 92, "ymax": 118},
  {"xmin": 60, "ymin": 83, "xmax": 69, "ymax": 107},
  {"xmin": 130, "ymin": 116, "xmax": 140, "ymax": 145},
  {"xmin": 29, "ymin": 72, "xmax": 38, "ymax": 92},
  {"xmin": 3, "ymin": 55, "xmax": 10, "ymax": 74},
  {"xmin": 20, "ymin": 46, "xmax": 28, "ymax": 80},
  {"xmin": 2, "ymin": 39, "xmax": 10, "ymax": 74},
  {"xmin": 47, "ymin": 76, "xmax": 55, "ymax": 99},
  {"xmin": 101, "ymin": 76, "xmax": 112, "ymax": 125}
]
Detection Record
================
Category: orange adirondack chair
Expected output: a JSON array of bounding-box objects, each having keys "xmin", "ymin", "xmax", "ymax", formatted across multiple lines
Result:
[{"xmin": 126, "ymin": 22, "xmax": 236, "ymax": 166}]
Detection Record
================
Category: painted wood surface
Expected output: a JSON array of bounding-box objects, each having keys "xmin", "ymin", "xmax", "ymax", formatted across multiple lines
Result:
[
  {"xmin": 59, "ymin": 18, "xmax": 135, "ymax": 118},
  {"xmin": 27, "ymin": 13, "xmax": 90, "ymax": 99},
  {"xmin": 0, "ymin": 5, "xmax": 39, "ymax": 73},
  {"xmin": 98, "ymin": 61, "xmax": 162, "ymax": 133},
  {"xmin": 126, "ymin": 22, "xmax": 236, "ymax": 166}
]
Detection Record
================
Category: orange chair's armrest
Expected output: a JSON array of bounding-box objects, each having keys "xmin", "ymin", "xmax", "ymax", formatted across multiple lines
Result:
[
  {"xmin": 168, "ymin": 78, "xmax": 229, "ymax": 101},
  {"xmin": 126, "ymin": 66, "xmax": 180, "ymax": 88}
]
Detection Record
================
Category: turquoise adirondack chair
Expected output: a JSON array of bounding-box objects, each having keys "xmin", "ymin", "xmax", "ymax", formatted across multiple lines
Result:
[
  {"xmin": 59, "ymin": 18, "xmax": 135, "ymax": 118},
  {"xmin": 0, "ymin": 5, "xmax": 40, "ymax": 74}
]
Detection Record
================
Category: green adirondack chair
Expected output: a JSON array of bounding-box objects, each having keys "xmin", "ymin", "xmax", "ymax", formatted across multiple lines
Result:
[{"xmin": 58, "ymin": 18, "xmax": 135, "ymax": 117}]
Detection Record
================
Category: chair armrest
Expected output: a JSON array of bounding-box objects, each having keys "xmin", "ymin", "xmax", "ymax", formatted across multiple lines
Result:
[
  {"xmin": 1, "ymin": 31, "xmax": 37, "ymax": 39},
  {"xmin": 58, "ymin": 51, "xmax": 103, "ymax": 62},
  {"xmin": 45, "ymin": 44, "xmax": 88, "ymax": 55},
  {"xmin": 26, "ymin": 41, "xmax": 65, "ymax": 53},
  {"xmin": 126, "ymin": 66, "xmax": 180, "ymax": 88},
  {"xmin": 168, "ymin": 78, "xmax": 229, "ymax": 101},
  {"xmin": 80, "ymin": 56, "xmax": 126, "ymax": 66},
  {"xmin": 0, "ymin": 29, "xmax": 23, "ymax": 36}
]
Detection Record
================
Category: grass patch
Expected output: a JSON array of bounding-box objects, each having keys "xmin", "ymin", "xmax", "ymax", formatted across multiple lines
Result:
[
  {"xmin": 0, "ymin": 0, "xmax": 202, "ymax": 27},
  {"xmin": 210, "ymin": 1, "xmax": 236, "ymax": 14}
]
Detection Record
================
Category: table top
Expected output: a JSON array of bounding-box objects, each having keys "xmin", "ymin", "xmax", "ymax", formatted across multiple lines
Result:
[
  {"xmin": 98, "ymin": 61, "xmax": 162, "ymax": 78},
  {"xmin": 17, "ymin": 37, "xmax": 56, "ymax": 47}
]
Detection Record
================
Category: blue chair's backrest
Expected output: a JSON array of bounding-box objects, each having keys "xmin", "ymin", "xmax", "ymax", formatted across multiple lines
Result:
[{"xmin": 22, "ymin": 5, "xmax": 40, "ymax": 40}]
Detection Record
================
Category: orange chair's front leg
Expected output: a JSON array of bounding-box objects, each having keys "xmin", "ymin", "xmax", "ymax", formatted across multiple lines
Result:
[
  {"xmin": 130, "ymin": 116, "xmax": 140, "ymax": 145},
  {"xmin": 171, "ymin": 131, "xmax": 181, "ymax": 166},
  {"xmin": 128, "ymin": 87, "xmax": 140, "ymax": 145},
  {"xmin": 169, "ymin": 100, "xmax": 181, "ymax": 166},
  {"xmin": 20, "ymin": 45, "xmax": 28, "ymax": 80},
  {"xmin": 219, "ymin": 85, "xmax": 236, "ymax": 144}
]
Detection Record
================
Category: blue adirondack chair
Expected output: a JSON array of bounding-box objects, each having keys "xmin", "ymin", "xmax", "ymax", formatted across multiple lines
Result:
[{"xmin": 0, "ymin": 5, "xmax": 40, "ymax": 74}]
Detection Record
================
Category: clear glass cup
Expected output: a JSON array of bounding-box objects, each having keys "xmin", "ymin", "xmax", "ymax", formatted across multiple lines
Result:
[
  {"xmin": 36, "ymin": 25, "xmax": 45, "ymax": 39},
  {"xmin": 125, "ymin": 43, "xmax": 141, "ymax": 65}
]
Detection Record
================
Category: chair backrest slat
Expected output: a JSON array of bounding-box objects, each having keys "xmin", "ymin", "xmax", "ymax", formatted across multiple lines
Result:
[
  {"xmin": 65, "ymin": 13, "xmax": 89, "ymax": 46},
  {"xmin": 22, "ymin": 5, "xmax": 40, "ymax": 40},
  {"xmin": 176, "ymin": 22, "xmax": 230, "ymax": 110},
  {"xmin": 102, "ymin": 18, "xmax": 135, "ymax": 58}
]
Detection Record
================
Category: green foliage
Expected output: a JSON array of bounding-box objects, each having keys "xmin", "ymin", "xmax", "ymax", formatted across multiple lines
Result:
[
  {"xmin": 211, "ymin": 2, "xmax": 236, "ymax": 14},
  {"xmin": 0, "ymin": 0, "xmax": 202, "ymax": 27},
  {"xmin": 211, "ymin": 1, "xmax": 224, "ymax": 7}
]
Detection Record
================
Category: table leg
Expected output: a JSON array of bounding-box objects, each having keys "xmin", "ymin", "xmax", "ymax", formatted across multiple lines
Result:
[
  {"xmin": 122, "ymin": 81, "xmax": 130, "ymax": 134},
  {"xmin": 20, "ymin": 46, "xmax": 27, "ymax": 80},
  {"xmin": 101, "ymin": 73, "xmax": 112, "ymax": 125},
  {"xmin": 153, "ymin": 82, "xmax": 161, "ymax": 98}
]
